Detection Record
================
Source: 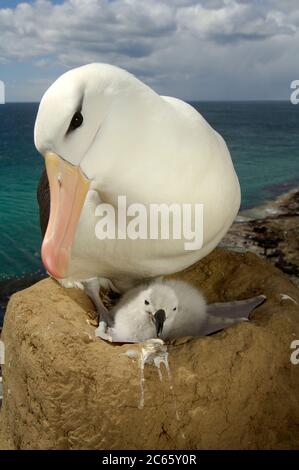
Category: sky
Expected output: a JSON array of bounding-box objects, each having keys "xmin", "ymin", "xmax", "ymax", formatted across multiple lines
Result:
[{"xmin": 0, "ymin": 0, "xmax": 298, "ymax": 102}]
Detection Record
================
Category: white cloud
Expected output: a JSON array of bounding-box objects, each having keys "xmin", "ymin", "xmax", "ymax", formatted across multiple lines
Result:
[{"xmin": 0, "ymin": 0, "xmax": 299, "ymax": 100}]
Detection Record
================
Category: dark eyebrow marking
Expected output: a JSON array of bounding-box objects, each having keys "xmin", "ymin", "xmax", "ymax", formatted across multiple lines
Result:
[{"xmin": 77, "ymin": 96, "xmax": 83, "ymax": 113}]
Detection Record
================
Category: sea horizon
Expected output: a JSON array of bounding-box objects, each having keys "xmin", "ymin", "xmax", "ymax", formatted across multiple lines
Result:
[{"xmin": 3, "ymin": 99, "xmax": 294, "ymax": 104}]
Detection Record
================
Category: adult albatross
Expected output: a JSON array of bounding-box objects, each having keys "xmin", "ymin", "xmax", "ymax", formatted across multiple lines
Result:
[{"xmin": 35, "ymin": 63, "xmax": 240, "ymax": 330}]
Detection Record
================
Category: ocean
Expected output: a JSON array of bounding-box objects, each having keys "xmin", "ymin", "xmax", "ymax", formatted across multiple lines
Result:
[{"xmin": 0, "ymin": 101, "xmax": 299, "ymax": 283}]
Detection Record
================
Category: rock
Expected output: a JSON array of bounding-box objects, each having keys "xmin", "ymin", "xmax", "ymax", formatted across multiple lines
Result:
[
  {"xmin": 221, "ymin": 188, "xmax": 299, "ymax": 287},
  {"xmin": 1, "ymin": 248, "xmax": 299, "ymax": 450}
]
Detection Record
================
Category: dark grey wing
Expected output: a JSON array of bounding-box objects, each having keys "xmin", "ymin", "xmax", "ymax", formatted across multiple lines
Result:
[
  {"xmin": 201, "ymin": 295, "xmax": 266, "ymax": 336},
  {"xmin": 207, "ymin": 295, "xmax": 266, "ymax": 319},
  {"xmin": 37, "ymin": 167, "xmax": 50, "ymax": 237}
]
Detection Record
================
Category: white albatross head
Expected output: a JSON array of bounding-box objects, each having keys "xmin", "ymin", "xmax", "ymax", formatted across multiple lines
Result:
[
  {"xmin": 138, "ymin": 282, "xmax": 179, "ymax": 337},
  {"xmin": 34, "ymin": 63, "xmax": 150, "ymax": 279}
]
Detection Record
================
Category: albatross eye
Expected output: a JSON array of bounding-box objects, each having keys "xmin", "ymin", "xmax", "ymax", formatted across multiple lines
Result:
[
  {"xmin": 173, "ymin": 307, "xmax": 177, "ymax": 311},
  {"xmin": 144, "ymin": 300, "xmax": 150, "ymax": 305},
  {"xmin": 68, "ymin": 111, "xmax": 83, "ymax": 132}
]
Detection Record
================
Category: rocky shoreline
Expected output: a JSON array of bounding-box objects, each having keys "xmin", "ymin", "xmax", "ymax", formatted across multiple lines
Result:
[{"xmin": 220, "ymin": 188, "xmax": 299, "ymax": 287}]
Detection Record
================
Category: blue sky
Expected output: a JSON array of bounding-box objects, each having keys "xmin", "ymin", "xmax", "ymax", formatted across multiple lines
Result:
[{"xmin": 0, "ymin": 0, "xmax": 299, "ymax": 102}]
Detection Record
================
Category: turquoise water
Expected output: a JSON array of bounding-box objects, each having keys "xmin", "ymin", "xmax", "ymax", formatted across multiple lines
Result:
[
  {"xmin": 0, "ymin": 103, "xmax": 43, "ymax": 281},
  {"xmin": 195, "ymin": 101, "xmax": 299, "ymax": 207},
  {"xmin": 0, "ymin": 101, "xmax": 299, "ymax": 280}
]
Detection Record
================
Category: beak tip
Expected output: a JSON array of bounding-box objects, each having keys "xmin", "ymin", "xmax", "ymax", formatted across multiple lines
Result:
[{"xmin": 41, "ymin": 241, "xmax": 66, "ymax": 280}]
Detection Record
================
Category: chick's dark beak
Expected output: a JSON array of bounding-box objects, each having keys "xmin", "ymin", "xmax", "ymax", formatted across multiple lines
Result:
[{"xmin": 154, "ymin": 309, "xmax": 166, "ymax": 336}]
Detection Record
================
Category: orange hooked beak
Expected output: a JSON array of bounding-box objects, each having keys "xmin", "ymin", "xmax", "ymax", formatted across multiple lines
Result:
[{"xmin": 41, "ymin": 152, "xmax": 90, "ymax": 279}]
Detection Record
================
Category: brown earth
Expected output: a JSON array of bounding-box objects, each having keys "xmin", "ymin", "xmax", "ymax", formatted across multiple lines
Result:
[{"xmin": 1, "ymin": 248, "xmax": 299, "ymax": 450}]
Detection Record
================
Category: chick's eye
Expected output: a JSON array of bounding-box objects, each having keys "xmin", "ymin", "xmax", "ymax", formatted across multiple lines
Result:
[
  {"xmin": 173, "ymin": 307, "xmax": 177, "ymax": 311},
  {"xmin": 68, "ymin": 111, "xmax": 83, "ymax": 132},
  {"xmin": 144, "ymin": 300, "xmax": 149, "ymax": 305}
]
